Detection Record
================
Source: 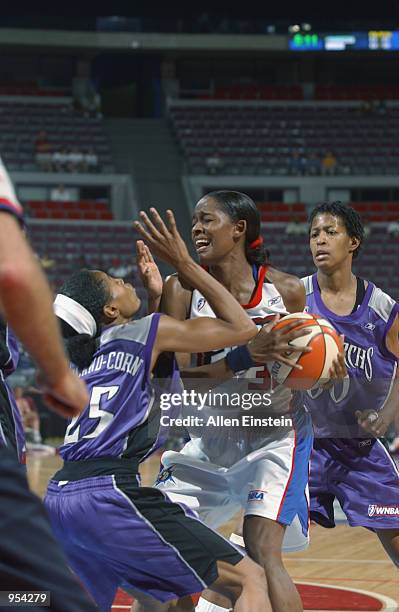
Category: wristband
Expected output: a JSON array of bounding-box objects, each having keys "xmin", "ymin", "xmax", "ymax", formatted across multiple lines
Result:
[{"xmin": 226, "ymin": 345, "xmax": 255, "ymax": 373}]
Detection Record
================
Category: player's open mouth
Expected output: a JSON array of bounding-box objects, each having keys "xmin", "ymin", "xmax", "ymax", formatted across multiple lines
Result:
[{"xmin": 195, "ymin": 238, "xmax": 211, "ymax": 253}]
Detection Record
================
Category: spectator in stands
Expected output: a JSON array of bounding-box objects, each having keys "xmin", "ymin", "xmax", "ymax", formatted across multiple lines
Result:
[
  {"xmin": 387, "ymin": 220, "xmax": 399, "ymax": 237},
  {"xmin": 35, "ymin": 129, "xmax": 52, "ymax": 172},
  {"xmin": 14, "ymin": 386, "xmax": 42, "ymax": 444},
  {"xmin": 306, "ymin": 152, "xmax": 321, "ymax": 176},
  {"xmin": 205, "ymin": 151, "xmax": 225, "ymax": 174},
  {"xmin": 82, "ymin": 148, "xmax": 99, "ymax": 173},
  {"xmin": 285, "ymin": 215, "xmax": 308, "ymax": 235},
  {"xmin": 50, "ymin": 184, "xmax": 72, "ymax": 202},
  {"xmin": 67, "ymin": 147, "xmax": 84, "ymax": 173},
  {"xmin": 321, "ymin": 151, "xmax": 337, "ymax": 175},
  {"xmin": 39, "ymin": 253, "xmax": 56, "ymax": 271},
  {"xmin": 52, "ymin": 148, "xmax": 69, "ymax": 173},
  {"xmin": 73, "ymin": 77, "xmax": 102, "ymax": 119},
  {"xmin": 360, "ymin": 100, "xmax": 372, "ymax": 114},
  {"xmin": 289, "ymin": 150, "xmax": 307, "ymax": 175}
]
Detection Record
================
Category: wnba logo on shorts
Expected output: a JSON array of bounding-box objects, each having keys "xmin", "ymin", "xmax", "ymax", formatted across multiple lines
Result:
[
  {"xmin": 368, "ymin": 504, "xmax": 399, "ymax": 517},
  {"xmin": 248, "ymin": 490, "xmax": 266, "ymax": 502}
]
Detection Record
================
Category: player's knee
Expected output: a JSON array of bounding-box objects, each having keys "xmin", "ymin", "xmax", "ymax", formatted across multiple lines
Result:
[
  {"xmin": 234, "ymin": 556, "xmax": 267, "ymax": 591},
  {"xmin": 215, "ymin": 556, "xmax": 266, "ymax": 600}
]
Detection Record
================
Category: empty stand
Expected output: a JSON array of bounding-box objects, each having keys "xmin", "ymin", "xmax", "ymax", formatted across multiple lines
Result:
[
  {"xmin": 169, "ymin": 102, "xmax": 399, "ymax": 175},
  {"xmin": 26, "ymin": 200, "xmax": 113, "ymax": 221}
]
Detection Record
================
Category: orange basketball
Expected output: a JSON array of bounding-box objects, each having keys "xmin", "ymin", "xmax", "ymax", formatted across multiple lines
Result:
[{"xmin": 268, "ymin": 312, "xmax": 342, "ymax": 390}]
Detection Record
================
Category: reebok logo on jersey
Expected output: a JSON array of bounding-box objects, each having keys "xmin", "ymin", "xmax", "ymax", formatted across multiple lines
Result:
[
  {"xmin": 268, "ymin": 296, "xmax": 281, "ymax": 306},
  {"xmin": 248, "ymin": 489, "xmax": 266, "ymax": 502},
  {"xmin": 368, "ymin": 504, "xmax": 399, "ymax": 517},
  {"xmin": 197, "ymin": 298, "xmax": 206, "ymax": 311},
  {"xmin": 364, "ymin": 322, "xmax": 376, "ymax": 331}
]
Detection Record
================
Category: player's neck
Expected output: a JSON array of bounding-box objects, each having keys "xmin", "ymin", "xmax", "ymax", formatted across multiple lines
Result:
[
  {"xmin": 209, "ymin": 254, "xmax": 254, "ymax": 298},
  {"xmin": 317, "ymin": 266, "xmax": 356, "ymax": 295}
]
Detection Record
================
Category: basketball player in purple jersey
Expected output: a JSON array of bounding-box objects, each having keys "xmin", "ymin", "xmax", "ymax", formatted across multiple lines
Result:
[
  {"xmin": 0, "ymin": 319, "xmax": 26, "ymax": 463},
  {"xmin": 302, "ymin": 202, "xmax": 399, "ymax": 564},
  {"xmin": 45, "ymin": 208, "xmax": 272, "ymax": 612},
  {"xmin": 148, "ymin": 191, "xmax": 317, "ymax": 612}
]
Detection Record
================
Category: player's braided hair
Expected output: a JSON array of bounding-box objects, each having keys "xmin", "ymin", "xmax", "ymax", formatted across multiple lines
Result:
[
  {"xmin": 308, "ymin": 201, "xmax": 365, "ymax": 259},
  {"xmin": 56, "ymin": 269, "xmax": 111, "ymax": 369},
  {"xmin": 203, "ymin": 190, "xmax": 269, "ymax": 266}
]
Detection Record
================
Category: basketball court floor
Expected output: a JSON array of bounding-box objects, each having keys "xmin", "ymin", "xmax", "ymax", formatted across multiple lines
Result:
[{"xmin": 28, "ymin": 453, "xmax": 399, "ymax": 611}]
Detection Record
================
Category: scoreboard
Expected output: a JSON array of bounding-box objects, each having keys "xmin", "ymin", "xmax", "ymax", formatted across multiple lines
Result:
[{"xmin": 289, "ymin": 31, "xmax": 399, "ymax": 51}]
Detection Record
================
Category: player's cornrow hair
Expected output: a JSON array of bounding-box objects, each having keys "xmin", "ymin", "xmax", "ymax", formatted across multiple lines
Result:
[
  {"xmin": 204, "ymin": 190, "xmax": 270, "ymax": 266},
  {"xmin": 56, "ymin": 269, "xmax": 111, "ymax": 369},
  {"xmin": 308, "ymin": 201, "xmax": 365, "ymax": 259}
]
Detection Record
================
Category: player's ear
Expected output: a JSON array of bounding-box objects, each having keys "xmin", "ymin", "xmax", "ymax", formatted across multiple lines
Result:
[
  {"xmin": 103, "ymin": 303, "xmax": 119, "ymax": 322},
  {"xmin": 349, "ymin": 236, "xmax": 360, "ymax": 254},
  {"xmin": 233, "ymin": 220, "xmax": 247, "ymax": 240}
]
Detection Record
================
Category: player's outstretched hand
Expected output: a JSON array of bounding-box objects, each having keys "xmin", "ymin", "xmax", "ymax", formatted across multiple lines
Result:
[
  {"xmin": 133, "ymin": 208, "xmax": 191, "ymax": 269},
  {"xmin": 355, "ymin": 409, "xmax": 388, "ymax": 437},
  {"xmin": 248, "ymin": 315, "xmax": 312, "ymax": 370},
  {"xmin": 136, "ymin": 240, "xmax": 163, "ymax": 301},
  {"xmin": 41, "ymin": 369, "xmax": 89, "ymax": 419}
]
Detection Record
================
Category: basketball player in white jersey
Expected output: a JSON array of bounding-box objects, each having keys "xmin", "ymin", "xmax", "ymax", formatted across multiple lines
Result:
[{"xmin": 138, "ymin": 191, "xmax": 318, "ymax": 612}]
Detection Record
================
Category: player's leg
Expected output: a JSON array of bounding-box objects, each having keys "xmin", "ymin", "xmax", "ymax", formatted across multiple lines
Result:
[
  {"xmin": 243, "ymin": 515, "xmax": 302, "ymax": 612},
  {"xmin": 196, "ymin": 414, "xmax": 312, "ymax": 612},
  {"xmin": 241, "ymin": 412, "xmax": 311, "ymax": 612},
  {"xmin": 0, "ymin": 447, "xmax": 97, "ymax": 611},
  {"xmin": 376, "ymin": 529, "xmax": 399, "ymax": 566}
]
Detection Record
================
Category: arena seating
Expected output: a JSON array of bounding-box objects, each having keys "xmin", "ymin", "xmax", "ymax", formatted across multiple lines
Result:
[
  {"xmin": 0, "ymin": 80, "xmax": 69, "ymax": 97},
  {"xmin": 257, "ymin": 202, "xmax": 307, "ymax": 222},
  {"xmin": 315, "ymin": 84, "xmax": 399, "ymax": 100},
  {"xmin": 27, "ymin": 219, "xmax": 399, "ymax": 304},
  {"xmin": 200, "ymin": 85, "xmax": 303, "ymax": 100},
  {"xmin": 26, "ymin": 200, "xmax": 113, "ymax": 220},
  {"xmin": 27, "ymin": 220, "xmax": 145, "ymax": 297},
  {"xmin": 169, "ymin": 102, "xmax": 399, "ymax": 175},
  {"xmin": 0, "ymin": 99, "xmax": 113, "ymax": 172},
  {"xmin": 257, "ymin": 201, "xmax": 399, "ymax": 223},
  {"xmin": 190, "ymin": 84, "xmax": 399, "ymax": 102}
]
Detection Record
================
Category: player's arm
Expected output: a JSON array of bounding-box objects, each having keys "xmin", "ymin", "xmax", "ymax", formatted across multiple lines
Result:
[
  {"xmin": 266, "ymin": 266, "xmax": 305, "ymax": 312},
  {"xmin": 0, "ymin": 213, "xmax": 88, "ymax": 417},
  {"xmin": 356, "ymin": 313, "xmax": 399, "ymax": 436},
  {"xmin": 159, "ymin": 273, "xmax": 192, "ymax": 368},
  {"xmin": 179, "ymin": 316, "xmax": 313, "ymax": 380}
]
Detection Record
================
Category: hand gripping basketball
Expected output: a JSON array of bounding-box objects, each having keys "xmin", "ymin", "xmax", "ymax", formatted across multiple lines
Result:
[{"xmin": 267, "ymin": 313, "xmax": 342, "ymax": 390}]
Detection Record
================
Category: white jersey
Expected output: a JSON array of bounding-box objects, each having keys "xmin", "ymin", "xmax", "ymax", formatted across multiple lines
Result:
[
  {"xmin": 156, "ymin": 267, "xmax": 312, "ymax": 549},
  {"xmin": 186, "ymin": 265, "xmax": 295, "ymax": 466}
]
